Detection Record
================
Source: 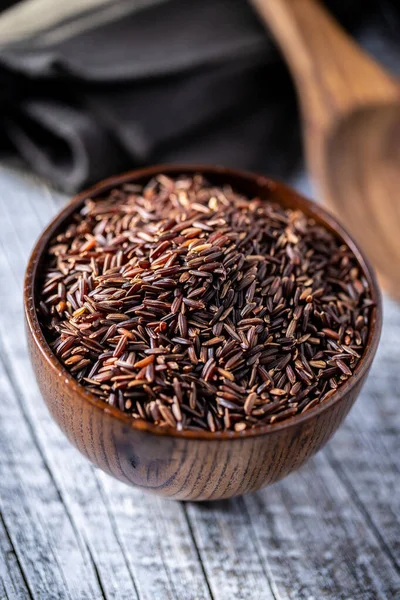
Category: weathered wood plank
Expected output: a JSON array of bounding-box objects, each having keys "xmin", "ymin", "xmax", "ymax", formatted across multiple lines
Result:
[
  {"xmin": 0, "ymin": 511, "xmax": 32, "ymax": 600},
  {"xmin": 185, "ymin": 499, "xmax": 276, "ymax": 600},
  {"xmin": 0, "ymin": 351, "xmax": 101, "ymax": 600},
  {"xmin": 0, "ymin": 166, "xmax": 213, "ymax": 600},
  {"xmin": 97, "ymin": 473, "xmax": 213, "ymax": 600},
  {"xmin": 245, "ymin": 452, "xmax": 400, "ymax": 600}
]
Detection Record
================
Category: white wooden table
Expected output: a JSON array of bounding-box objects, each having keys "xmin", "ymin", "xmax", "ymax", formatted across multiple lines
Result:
[{"xmin": 0, "ymin": 164, "xmax": 399, "ymax": 600}]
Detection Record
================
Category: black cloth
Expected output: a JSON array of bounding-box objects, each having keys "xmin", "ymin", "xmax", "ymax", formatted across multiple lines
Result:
[{"xmin": 0, "ymin": 0, "xmax": 399, "ymax": 192}]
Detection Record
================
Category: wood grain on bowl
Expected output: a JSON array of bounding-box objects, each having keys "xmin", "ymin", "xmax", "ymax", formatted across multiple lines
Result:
[{"xmin": 24, "ymin": 165, "xmax": 382, "ymax": 500}]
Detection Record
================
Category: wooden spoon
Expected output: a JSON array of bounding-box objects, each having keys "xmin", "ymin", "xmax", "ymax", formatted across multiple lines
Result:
[{"xmin": 251, "ymin": 0, "xmax": 400, "ymax": 298}]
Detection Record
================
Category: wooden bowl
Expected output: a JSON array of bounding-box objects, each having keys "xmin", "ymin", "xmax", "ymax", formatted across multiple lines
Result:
[{"xmin": 24, "ymin": 165, "xmax": 382, "ymax": 501}]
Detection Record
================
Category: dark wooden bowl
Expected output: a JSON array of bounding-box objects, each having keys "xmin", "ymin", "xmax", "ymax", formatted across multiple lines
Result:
[{"xmin": 24, "ymin": 165, "xmax": 382, "ymax": 501}]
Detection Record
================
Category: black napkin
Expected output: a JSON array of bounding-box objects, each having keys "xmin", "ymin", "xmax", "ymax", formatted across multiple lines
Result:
[{"xmin": 0, "ymin": 0, "xmax": 399, "ymax": 192}]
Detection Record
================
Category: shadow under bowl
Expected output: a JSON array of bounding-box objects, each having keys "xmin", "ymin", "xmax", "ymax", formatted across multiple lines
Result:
[{"xmin": 24, "ymin": 164, "xmax": 382, "ymax": 501}]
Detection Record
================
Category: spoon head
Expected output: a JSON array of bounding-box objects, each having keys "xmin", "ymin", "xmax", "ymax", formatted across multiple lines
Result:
[{"xmin": 325, "ymin": 103, "xmax": 400, "ymax": 299}]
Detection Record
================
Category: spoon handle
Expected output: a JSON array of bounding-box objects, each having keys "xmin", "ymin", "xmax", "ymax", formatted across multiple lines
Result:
[{"xmin": 250, "ymin": 0, "xmax": 398, "ymax": 130}]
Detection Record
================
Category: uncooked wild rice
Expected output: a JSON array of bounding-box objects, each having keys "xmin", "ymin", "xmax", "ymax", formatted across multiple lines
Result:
[{"xmin": 38, "ymin": 174, "xmax": 374, "ymax": 432}]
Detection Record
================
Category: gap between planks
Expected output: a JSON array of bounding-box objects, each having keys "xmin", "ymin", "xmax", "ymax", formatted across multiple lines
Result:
[{"xmin": 0, "ymin": 509, "xmax": 34, "ymax": 600}]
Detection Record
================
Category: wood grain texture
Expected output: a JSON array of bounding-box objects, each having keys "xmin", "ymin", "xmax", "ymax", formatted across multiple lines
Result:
[
  {"xmin": 0, "ymin": 164, "xmax": 399, "ymax": 598},
  {"xmin": 250, "ymin": 0, "xmax": 400, "ymax": 299},
  {"xmin": 0, "ymin": 510, "xmax": 31, "ymax": 600},
  {"xmin": 24, "ymin": 164, "xmax": 381, "ymax": 501},
  {"xmin": 0, "ymin": 353, "xmax": 102, "ymax": 600}
]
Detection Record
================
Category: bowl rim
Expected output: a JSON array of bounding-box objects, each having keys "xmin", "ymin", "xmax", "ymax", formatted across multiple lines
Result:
[{"xmin": 24, "ymin": 164, "xmax": 382, "ymax": 440}]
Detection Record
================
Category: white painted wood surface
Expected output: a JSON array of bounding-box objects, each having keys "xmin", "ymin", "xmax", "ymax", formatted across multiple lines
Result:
[{"xmin": 0, "ymin": 164, "xmax": 399, "ymax": 600}]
